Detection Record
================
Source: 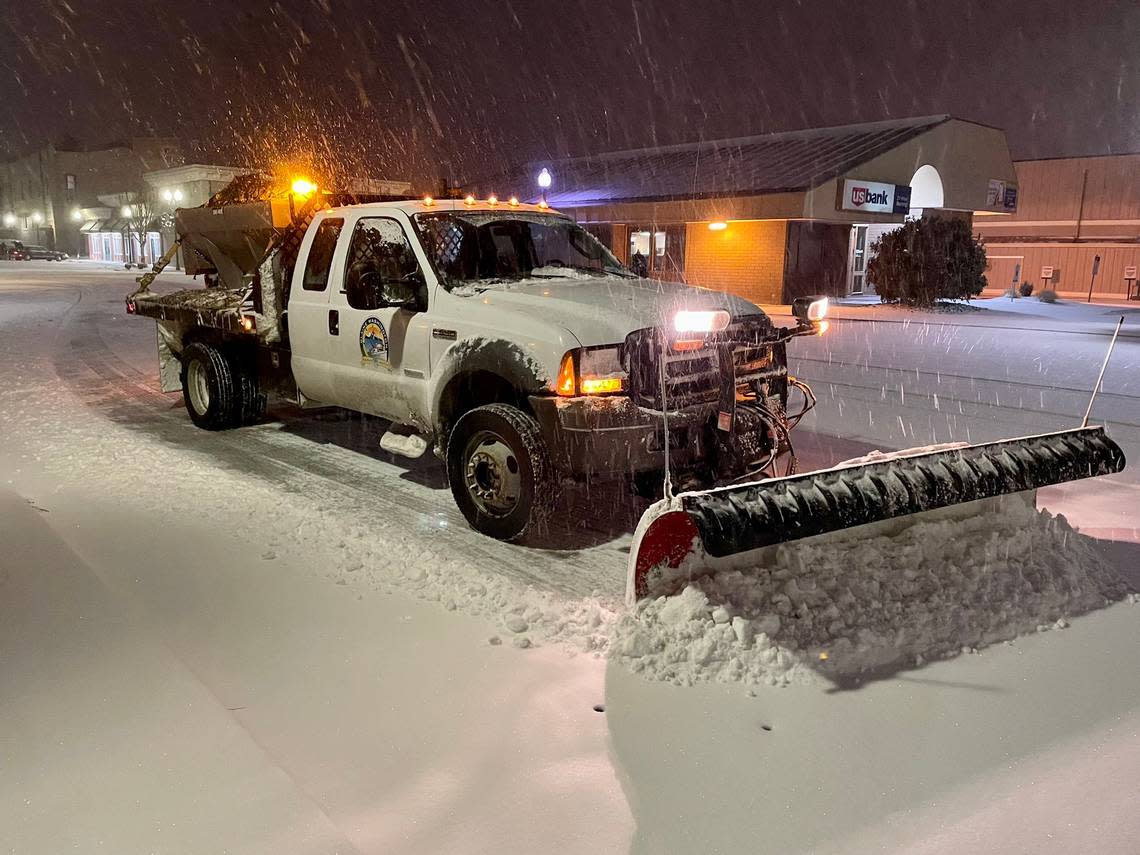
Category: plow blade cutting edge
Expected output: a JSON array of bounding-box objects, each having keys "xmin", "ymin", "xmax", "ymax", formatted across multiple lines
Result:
[{"xmin": 627, "ymin": 426, "xmax": 1126, "ymax": 604}]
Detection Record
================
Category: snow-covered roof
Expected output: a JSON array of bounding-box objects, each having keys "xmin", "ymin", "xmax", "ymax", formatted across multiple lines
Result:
[{"xmin": 498, "ymin": 115, "xmax": 956, "ymax": 207}]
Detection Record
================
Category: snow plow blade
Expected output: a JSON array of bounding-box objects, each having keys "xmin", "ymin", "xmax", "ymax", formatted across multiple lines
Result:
[{"xmin": 628, "ymin": 426, "xmax": 1125, "ymax": 603}]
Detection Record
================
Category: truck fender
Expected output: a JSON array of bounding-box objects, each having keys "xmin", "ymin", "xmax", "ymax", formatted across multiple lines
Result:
[{"xmin": 430, "ymin": 336, "xmax": 553, "ymax": 440}]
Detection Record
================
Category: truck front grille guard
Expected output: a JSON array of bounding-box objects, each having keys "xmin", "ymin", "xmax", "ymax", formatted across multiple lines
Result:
[{"xmin": 627, "ymin": 319, "xmax": 788, "ymax": 412}]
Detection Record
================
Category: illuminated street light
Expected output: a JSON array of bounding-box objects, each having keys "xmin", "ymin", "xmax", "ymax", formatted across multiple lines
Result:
[
  {"xmin": 71, "ymin": 208, "xmax": 83, "ymax": 221},
  {"xmin": 537, "ymin": 168, "xmax": 552, "ymax": 189},
  {"xmin": 162, "ymin": 189, "xmax": 174, "ymax": 202},
  {"xmin": 31, "ymin": 212, "xmax": 43, "ymax": 224},
  {"xmin": 2, "ymin": 213, "xmax": 15, "ymax": 227},
  {"xmin": 173, "ymin": 189, "xmax": 183, "ymax": 202},
  {"xmin": 121, "ymin": 205, "xmax": 133, "ymax": 217}
]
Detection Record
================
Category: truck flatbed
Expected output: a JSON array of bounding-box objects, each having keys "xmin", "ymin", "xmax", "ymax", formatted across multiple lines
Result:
[{"xmin": 130, "ymin": 287, "xmax": 254, "ymax": 335}]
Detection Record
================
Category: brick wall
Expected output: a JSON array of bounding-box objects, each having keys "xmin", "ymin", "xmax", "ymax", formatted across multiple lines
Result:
[{"xmin": 683, "ymin": 220, "xmax": 788, "ymax": 304}]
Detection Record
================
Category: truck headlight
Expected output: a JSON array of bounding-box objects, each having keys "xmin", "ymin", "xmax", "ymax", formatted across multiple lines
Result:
[
  {"xmin": 555, "ymin": 346, "xmax": 628, "ymax": 396},
  {"xmin": 674, "ymin": 309, "xmax": 731, "ymax": 333}
]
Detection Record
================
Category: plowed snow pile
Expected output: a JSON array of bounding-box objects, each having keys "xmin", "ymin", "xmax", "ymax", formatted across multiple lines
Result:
[{"xmin": 612, "ymin": 499, "xmax": 1133, "ymax": 688}]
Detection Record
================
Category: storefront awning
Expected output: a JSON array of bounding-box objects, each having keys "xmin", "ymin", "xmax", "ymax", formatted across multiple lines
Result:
[{"xmin": 80, "ymin": 218, "xmax": 130, "ymax": 233}]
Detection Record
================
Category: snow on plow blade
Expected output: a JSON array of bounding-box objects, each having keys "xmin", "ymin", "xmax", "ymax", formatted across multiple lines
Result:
[{"xmin": 627, "ymin": 426, "xmax": 1125, "ymax": 603}]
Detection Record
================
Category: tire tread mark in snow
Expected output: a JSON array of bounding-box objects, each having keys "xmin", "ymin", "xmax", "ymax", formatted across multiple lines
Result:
[{"xmin": 56, "ymin": 301, "xmax": 628, "ymax": 599}]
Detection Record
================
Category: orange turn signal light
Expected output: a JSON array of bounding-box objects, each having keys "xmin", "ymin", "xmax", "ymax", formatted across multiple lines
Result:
[
  {"xmin": 672, "ymin": 339, "xmax": 705, "ymax": 352},
  {"xmin": 580, "ymin": 376, "xmax": 623, "ymax": 395},
  {"xmin": 556, "ymin": 352, "xmax": 577, "ymax": 396}
]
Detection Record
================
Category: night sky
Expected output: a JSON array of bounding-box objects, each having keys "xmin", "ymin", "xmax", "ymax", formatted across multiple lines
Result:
[{"xmin": 2, "ymin": 0, "xmax": 1136, "ymax": 185}]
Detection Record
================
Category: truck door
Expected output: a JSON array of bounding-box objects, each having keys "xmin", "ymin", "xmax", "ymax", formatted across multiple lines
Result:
[
  {"xmin": 287, "ymin": 215, "xmax": 345, "ymax": 403},
  {"xmin": 327, "ymin": 215, "xmax": 432, "ymax": 423}
]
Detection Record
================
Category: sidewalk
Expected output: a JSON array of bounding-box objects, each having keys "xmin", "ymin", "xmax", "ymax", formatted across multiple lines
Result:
[{"xmin": 761, "ymin": 294, "xmax": 1140, "ymax": 338}]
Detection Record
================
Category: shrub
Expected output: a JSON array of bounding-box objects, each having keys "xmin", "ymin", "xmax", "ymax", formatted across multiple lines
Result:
[
  {"xmin": 1018, "ymin": 281, "xmax": 1034, "ymax": 297},
  {"xmin": 867, "ymin": 217, "xmax": 987, "ymax": 307},
  {"xmin": 1038, "ymin": 289, "xmax": 1058, "ymax": 303}
]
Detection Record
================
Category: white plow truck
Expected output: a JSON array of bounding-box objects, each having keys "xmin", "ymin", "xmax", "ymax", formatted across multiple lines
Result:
[{"xmin": 128, "ymin": 178, "xmax": 1125, "ymax": 597}]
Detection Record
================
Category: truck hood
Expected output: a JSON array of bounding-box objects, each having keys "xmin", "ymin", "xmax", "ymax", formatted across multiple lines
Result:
[{"xmin": 461, "ymin": 275, "xmax": 766, "ymax": 346}]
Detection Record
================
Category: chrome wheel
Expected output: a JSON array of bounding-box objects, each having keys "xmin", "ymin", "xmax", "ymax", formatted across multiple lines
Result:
[
  {"xmin": 463, "ymin": 430, "xmax": 522, "ymax": 517},
  {"xmin": 187, "ymin": 358, "xmax": 211, "ymax": 415}
]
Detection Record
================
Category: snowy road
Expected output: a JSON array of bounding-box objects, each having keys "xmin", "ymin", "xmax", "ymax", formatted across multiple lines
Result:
[{"xmin": 2, "ymin": 262, "xmax": 1138, "ymax": 854}]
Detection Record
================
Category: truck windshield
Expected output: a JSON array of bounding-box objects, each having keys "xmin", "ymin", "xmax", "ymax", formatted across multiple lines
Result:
[{"xmin": 413, "ymin": 211, "xmax": 633, "ymax": 290}]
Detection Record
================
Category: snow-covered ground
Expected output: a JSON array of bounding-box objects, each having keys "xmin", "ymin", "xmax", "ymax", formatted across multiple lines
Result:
[{"xmin": 2, "ymin": 262, "xmax": 1138, "ymax": 853}]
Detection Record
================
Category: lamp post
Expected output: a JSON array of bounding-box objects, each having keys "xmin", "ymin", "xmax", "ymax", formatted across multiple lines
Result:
[{"xmin": 537, "ymin": 168, "xmax": 552, "ymax": 204}]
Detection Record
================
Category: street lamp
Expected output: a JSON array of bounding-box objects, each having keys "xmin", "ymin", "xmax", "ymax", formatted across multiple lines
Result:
[
  {"xmin": 121, "ymin": 205, "xmax": 133, "ymax": 217},
  {"xmin": 173, "ymin": 189, "xmax": 183, "ymax": 202},
  {"xmin": 2, "ymin": 213, "xmax": 15, "ymax": 227},
  {"xmin": 162, "ymin": 189, "xmax": 173, "ymax": 202},
  {"xmin": 31, "ymin": 212, "xmax": 43, "ymax": 224},
  {"xmin": 71, "ymin": 208, "xmax": 83, "ymax": 222},
  {"xmin": 537, "ymin": 167, "xmax": 552, "ymax": 204}
]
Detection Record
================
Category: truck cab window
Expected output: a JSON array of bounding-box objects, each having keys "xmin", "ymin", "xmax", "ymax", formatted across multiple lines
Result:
[
  {"xmin": 344, "ymin": 217, "xmax": 422, "ymax": 311},
  {"xmin": 302, "ymin": 218, "xmax": 344, "ymax": 291}
]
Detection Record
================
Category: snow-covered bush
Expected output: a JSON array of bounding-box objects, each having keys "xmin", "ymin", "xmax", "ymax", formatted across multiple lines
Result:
[
  {"xmin": 1038, "ymin": 289, "xmax": 1059, "ymax": 303},
  {"xmin": 867, "ymin": 217, "xmax": 987, "ymax": 307},
  {"xmin": 1018, "ymin": 281, "xmax": 1034, "ymax": 297}
]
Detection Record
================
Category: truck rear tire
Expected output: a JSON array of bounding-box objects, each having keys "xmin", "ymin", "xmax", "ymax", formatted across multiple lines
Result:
[
  {"xmin": 235, "ymin": 363, "xmax": 267, "ymax": 426},
  {"xmin": 180, "ymin": 342, "xmax": 241, "ymax": 430},
  {"xmin": 446, "ymin": 403, "xmax": 558, "ymax": 541}
]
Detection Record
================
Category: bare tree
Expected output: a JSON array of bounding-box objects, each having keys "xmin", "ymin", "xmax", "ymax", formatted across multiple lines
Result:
[{"xmin": 121, "ymin": 188, "xmax": 160, "ymax": 268}]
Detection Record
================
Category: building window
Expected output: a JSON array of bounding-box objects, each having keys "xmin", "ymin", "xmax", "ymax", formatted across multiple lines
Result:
[
  {"xmin": 628, "ymin": 224, "xmax": 685, "ymax": 281},
  {"xmin": 65, "ymin": 174, "xmax": 76, "ymax": 191}
]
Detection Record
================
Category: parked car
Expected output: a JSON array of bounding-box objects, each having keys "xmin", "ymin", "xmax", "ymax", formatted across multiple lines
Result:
[
  {"xmin": 0, "ymin": 240, "xmax": 27, "ymax": 260},
  {"xmin": 22, "ymin": 244, "xmax": 69, "ymax": 261}
]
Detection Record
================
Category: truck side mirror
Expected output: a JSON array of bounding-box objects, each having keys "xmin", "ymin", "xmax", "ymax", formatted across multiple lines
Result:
[
  {"xmin": 791, "ymin": 295, "xmax": 829, "ymax": 325},
  {"xmin": 381, "ymin": 271, "xmax": 426, "ymax": 311}
]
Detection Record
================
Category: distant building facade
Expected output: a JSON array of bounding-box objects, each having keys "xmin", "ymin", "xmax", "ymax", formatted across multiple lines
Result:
[
  {"xmin": 0, "ymin": 138, "xmax": 183, "ymax": 256},
  {"xmin": 974, "ymin": 154, "xmax": 1140, "ymax": 301},
  {"xmin": 494, "ymin": 115, "xmax": 1019, "ymax": 305},
  {"xmin": 80, "ymin": 164, "xmax": 248, "ymax": 266}
]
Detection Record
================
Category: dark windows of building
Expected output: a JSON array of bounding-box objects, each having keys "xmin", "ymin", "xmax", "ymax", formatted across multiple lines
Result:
[
  {"xmin": 784, "ymin": 222, "xmax": 849, "ymax": 302},
  {"xmin": 628, "ymin": 224, "xmax": 686, "ymax": 281}
]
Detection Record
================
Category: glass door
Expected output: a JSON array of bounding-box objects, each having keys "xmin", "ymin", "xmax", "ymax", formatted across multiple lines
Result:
[{"xmin": 849, "ymin": 225, "xmax": 868, "ymax": 294}]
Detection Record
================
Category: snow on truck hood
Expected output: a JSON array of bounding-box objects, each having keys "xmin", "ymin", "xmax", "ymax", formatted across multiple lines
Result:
[{"xmin": 456, "ymin": 275, "xmax": 765, "ymax": 346}]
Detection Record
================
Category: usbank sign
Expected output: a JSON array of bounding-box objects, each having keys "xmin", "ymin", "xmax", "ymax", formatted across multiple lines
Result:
[{"xmin": 840, "ymin": 178, "xmax": 912, "ymax": 215}]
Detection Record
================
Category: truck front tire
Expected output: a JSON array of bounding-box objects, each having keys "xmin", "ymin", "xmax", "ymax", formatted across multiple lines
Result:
[
  {"xmin": 180, "ymin": 342, "xmax": 262, "ymax": 430},
  {"xmin": 446, "ymin": 403, "xmax": 558, "ymax": 541}
]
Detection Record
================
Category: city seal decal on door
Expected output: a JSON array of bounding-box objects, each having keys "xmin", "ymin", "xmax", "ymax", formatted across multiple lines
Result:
[{"xmin": 359, "ymin": 317, "xmax": 389, "ymax": 363}]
